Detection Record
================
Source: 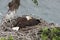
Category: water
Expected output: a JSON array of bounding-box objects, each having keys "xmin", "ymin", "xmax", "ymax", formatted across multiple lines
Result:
[{"xmin": 0, "ymin": 0, "xmax": 60, "ymax": 24}]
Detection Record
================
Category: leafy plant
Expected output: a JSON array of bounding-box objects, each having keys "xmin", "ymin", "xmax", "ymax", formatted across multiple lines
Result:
[
  {"xmin": 40, "ymin": 27, "xmax": 60, "ymax": 40},
  {"xmin": 0, "ymin": 37, "xmax": 6, "ymax": 40},
  {"xmin": 8, "ymin": 35, "xmax": 14, "ymax": 40},
  {"xmin": 0, "ymin": 35, "xmax": 14, "ymax": 40}
]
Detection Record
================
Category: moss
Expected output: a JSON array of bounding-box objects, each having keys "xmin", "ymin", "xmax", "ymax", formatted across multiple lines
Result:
[
  {"xmin": 40, "ymin": 27, "xmax": 60, "ymax": 40},
  {"xmin": 0, "ymin": 37, "xmax": 7, "ymax": 40},
  {"xmin": 8, "ymin": 35, "xmax": 14, "ymax": 40},
  {"xmin": 0, "ymin": 35, "xmax": 14, "ymax": 40}
]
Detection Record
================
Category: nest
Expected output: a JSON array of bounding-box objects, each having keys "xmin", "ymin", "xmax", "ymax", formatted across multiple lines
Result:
[{"xmin": 0, "ymin": 16, "xmax": 55, "ymax": 40}]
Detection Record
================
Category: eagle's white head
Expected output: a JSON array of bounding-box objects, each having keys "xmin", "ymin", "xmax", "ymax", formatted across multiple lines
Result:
[{"xmin": 26, "ymin": 16, "xmax": 32, "ymax": 20}]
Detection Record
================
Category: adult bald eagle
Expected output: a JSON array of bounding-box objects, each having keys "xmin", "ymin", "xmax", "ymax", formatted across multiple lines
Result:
[
  {"xmin": 8, "ymin": 0, "xmax": 20, "ymax": 11},
  {"xmin": 12, "ymin": 16, "xmax": 40, "ymax": 30}
]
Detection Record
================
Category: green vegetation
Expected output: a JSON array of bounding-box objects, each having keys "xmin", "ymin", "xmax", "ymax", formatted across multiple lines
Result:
[
  {"xmin": 0, "ymin": 35, "xmax": 14, "ymax": 40},
  {"xmin": 40, "ymin": 27, "xmax": 60, "ymax": 40},
  {"xmin": 32, "ymin": 0, "xmax": 38, "ymax": 6}
]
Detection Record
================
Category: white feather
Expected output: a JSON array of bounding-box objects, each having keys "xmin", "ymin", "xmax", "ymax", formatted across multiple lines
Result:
[{"xmin": 12, "ymin": 27, "xmax": 19, "ymax": 31}]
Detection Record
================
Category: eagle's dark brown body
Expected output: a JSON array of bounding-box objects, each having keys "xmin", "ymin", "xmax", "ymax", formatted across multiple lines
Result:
[
  {"xmin": 8, "ymin": 0, "xmax": 20, "ymax": 11},
  {"xmin": 13, "ymin": 17, "xmax": 40, "ymax": 29}
]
